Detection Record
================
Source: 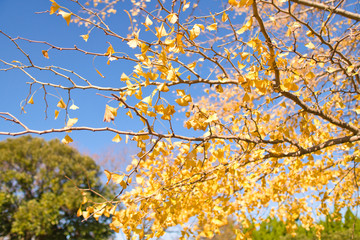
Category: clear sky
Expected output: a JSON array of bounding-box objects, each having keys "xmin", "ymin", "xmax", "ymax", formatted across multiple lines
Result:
[
  {"xmin": 0, "ymin": 0, "xmax": 146, "ymax": 157},
  {"xmin": 0, "ymin": 0, "xmax": 217, "ymax": 156}
]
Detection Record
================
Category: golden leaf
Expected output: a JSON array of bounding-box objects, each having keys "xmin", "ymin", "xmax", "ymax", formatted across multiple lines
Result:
[
  {"xmin": 58, "ymin": 10, "xmax": 71, "ymax": 26},
  {"xmin": 103, "ymin": 105, "xmax": 117, "ymax": 122},
  {"xmin": 42, "ymin": 50, "xmax": 49, "ymax": 59},
  {"xmin": 77, "ymin": 207, "xmax": 82, "ymax": 217},
  {"xmin": 61, "ymin": 134, "xmax": 73, "ymax": 144},
  {"xmin": 121, "ymin": 73, "xmax": 130, "ymax": 81},
  {"xmin": 157, "ymin": 83, "xmax": 169, "ymax": 92},
  {"xmin": 112, "ymin": 173, "xmax": 124, "ymax": 184},
  {"xmin": 50, "ymin": 0, "xmax": 60, "ymax": 15},
  {"xmin": 95, "ymin": 68, "xmax": 105, "ymax": 78},
  {"xmin": 66, "ymin": 117, "xmax": 78, "ymax": 128},
  {"xmin": 80, "ymin": 34, "xmax": 89, "ymax": 42},
  {"xmin": 145, "ymin": 15, "xmax": 153, "ymax": 26},
  {"xmin": 305, "ymin": 41, "xmax": 316, "ymax": 50},
  {"xmin": 127, "ymin": 38, "xmax": 139, "ymax": 49},
  {"xmin": 105, "ymin": 43, "xmax": 114, "ymax": 56},
  {"xmin": 28, "ymin": 96, "xmax": 34, "ymax": 104},
  {"xmin": 222, "ymin": 12, "xmax": 228, "ymax": 22},
  {"xmin": 112, "ymin": 134, "xmax": 122, "ymax": 143},
  {"xmin": 207, "ymin": 23, "xmax": 217, "ymax": 31},
  {"xmin": 57, "ymin": 98, "xmax": 66, "ymax": 109},
  {"xmin": 167, "ymin": 13, "xmax": 178, "ymax": 24},
  {"xmin": 104, "ymin": 170, "xmax": 111, "ymax": 185},
  {"xmin": 69, "ymin": 103, "xmax": 79, "ymax": 110},
  {"xmin": 126, "ymin": 110, "xmax": 133, "ymax": 119},
  {"xmin": 54, "ymin": 110, "xmax": 59, "ymax": 120}
]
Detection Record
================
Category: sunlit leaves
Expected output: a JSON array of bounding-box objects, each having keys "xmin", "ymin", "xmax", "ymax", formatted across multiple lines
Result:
[
  {"xmin": 42, "ymin": 50, "xmax": 49, "ymax": 59},
  {"xmin": 49, "ymin": 0, "xmax": 60, "ymax": 15},
  {"xmin": 103, "ymin": 105, "xmax": 117, "ymax": 122},
  {"xmin": 145, "ymin": 15, "xmax": 153, "ymax": 26},
  {"xmin": 207, "ymin": 23, "xmax": 218, "ymax": 31},
  {"xmin": 58, "ymin": 10, "xmax": 71, "ymax": 26},
  {"xmin": 236, "ymin": 18, "xmax": 253, "ymax": 34},
  {"xmin": 167, "ymin": 13, "xmax": 178, "ymax": 24},
  {"xmin": 112, "ymin": 134, "xmax": 122, "ymax": 143},
  {"xmin": 66, "ymin": 118, "xmax": 78, "ymax": 128},
  {"xmin": 190, "ymin": 24, "xmax": 204, "ymax": 40},
  {"xmin": 104, "ymin": 170, "xmax": 125, "ymax": 186},
  {"xmin": 70, "ymin": 103, "xmax": 79, "ymax": 110},
  {"xmin": 80, "ymin": 34, "xmax": 89, "ymax": 42},
  {"xmin": 127, "ymin": 38, "xmax": 139, "ymax": 49},
  {"xmin": 95, "ymin": 68, "xmax": 105, "ymax": 78},
  {"xmin": 305, "ymin": 41, "xmax": 316, "ymax": 50},
  {"xmin": 61, "ymin": 134, "xmax": 73, "ymax": 144},
  {"xmin": 27, "ymin": 96, "xmax": 34, "ymax": 104},
  {"xmin": 155, "ymin": 24, "xmax": 168, "ymax": 39},
  {"xmin": 54, "ymin": 110, "xmax": 59, "ymax": 120},
  {"xmin": 121, "ymin": 73, "xmax": 130, "ymax": 81},
  {"xmin": 105, "ymin": 43, "xmax": 114, "ymax": 56},
  {"xmin": 57, "ymin": 98, "xmax": 66, "ymax": 109},
  {"xmin": 222, "ymin": 12, "xmax": 229, "ymax": 22}
]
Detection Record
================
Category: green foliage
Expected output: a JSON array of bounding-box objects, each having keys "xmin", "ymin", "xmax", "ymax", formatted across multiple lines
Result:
[
  {"xmin": 0, "ymin": 136, "xmax": 114, "ymax": 240},
  {"xmin": 202, "ymin": 208, "xmax": 360, "ymax": 240}
]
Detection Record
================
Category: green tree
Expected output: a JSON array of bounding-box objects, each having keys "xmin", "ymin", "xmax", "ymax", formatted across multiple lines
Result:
[{"xmin": 0, "ymin": 136, "xmax": 114, "ymax": 240}]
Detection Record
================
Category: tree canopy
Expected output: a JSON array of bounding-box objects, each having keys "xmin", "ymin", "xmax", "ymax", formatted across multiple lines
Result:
[
  {"xmin": 0, "ymin": 136, "xmax": 114, "ymax": 240},
  {"xmin": 1, "ymin": 0, "xmax": 360, "ymax": 239}
]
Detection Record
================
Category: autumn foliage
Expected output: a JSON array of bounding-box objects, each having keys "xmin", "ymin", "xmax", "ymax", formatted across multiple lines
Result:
[{"xmin": 1, "ymin": 0, "xmax": 360, "ymax": 239}]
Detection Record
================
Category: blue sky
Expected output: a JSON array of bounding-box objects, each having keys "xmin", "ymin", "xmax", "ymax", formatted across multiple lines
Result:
[
  {"xmin": 0, "ymin": 0, "xmax": 145, "ymax": 157},
  {"xmin": 0, "ymin": 0, "xmax": 222, "ymax": 157}
]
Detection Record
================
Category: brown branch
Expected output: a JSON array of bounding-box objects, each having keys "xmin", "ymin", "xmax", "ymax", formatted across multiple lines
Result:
[{"xmin": 290, "ymin": 0, "xmax": 360, "ymax": 21}]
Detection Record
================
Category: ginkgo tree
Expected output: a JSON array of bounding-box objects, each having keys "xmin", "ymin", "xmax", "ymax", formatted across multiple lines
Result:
[{"xmin": 1, "ymin": 0, "xmax": 360, "ymax": 239}]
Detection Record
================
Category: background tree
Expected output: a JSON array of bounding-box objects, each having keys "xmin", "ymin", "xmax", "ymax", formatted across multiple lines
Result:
[
  {"xmin": 0, "ymin": 136, "xmax": 114, "ymax": 240},
  {"xmin": 1, "ymin": 0, "xmax": 360, "ymax": 239}
]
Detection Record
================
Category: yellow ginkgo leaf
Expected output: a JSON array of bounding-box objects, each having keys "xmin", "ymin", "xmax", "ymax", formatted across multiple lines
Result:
[
  {"xmin": 69, "ymin": 103, "xmax": 79, "ymax": 110},
  {"xmin": 80, "ymin": 34, "xmax": 89, "ymax": 42},
  {"xmin": 77, "ymin": 207, "xmax": 82, "ymax": 217},
  {"xmin": 156, "ymin": 24, "xmax": 167, "ymax": 39},
  {"xmin": 306, "ymin": 30, "xmax": 314, "ymax": 37},
  {"xmin": 190, "ymin": 24, "xmax": 203, "ymax": 40},
  {"xmin": 127, "ymin": 39, "xmax": 139, "ymax": 49},
  {"xmin": 105, "ymin": 43, "xmax": 114, "ymax": 56},
  {"xmin": 222, "ymin": 12, "xmax": 228, "ymax": 22},
  {"xmin": 142, "ymin": 96, "xmax": 152, "ymax": 105},
  {"xmin": 157, "ymin": 83, "xmax": 169, "ymax": 92},
  {"xmin": 120, "ymin": 180, "xmax": 127, "ymax": 189},
  {"xmin": 61, "ymin": 134, "xmax": 73, "ymax": 144},
  {"xmin": 28, "ymin": 96, "xmax": 34, "ymax": 104},
  {"xmin": 112, "ymin": 134, "xmax": 122, "ymax": 143},
  {"xmin": 95, "ymin": 68, "xmax": 105, "ymax": 78},
  {"xmin": 305, "ymin": 41, "xmax": 316, "ymax": 50},
  {"xmin": 145, "ymin": 15, "xmax": 153, "ymax": 26},
  {"xmin": 57, "ymin": 98, "xmax": 66, "ymax": 109},
  {"xmin": 182, "ymin": 1, "xmax": 190, "ymax": 11},
  {"xmin": 66, "ymin": 117, "xmax": 78, "ymax": 128},
  {"xmin": 104, "ymin": 170, "xmax": 111, "ymax": 185},
  {"xmin": 42, "ymin": 50, "xmax": 49, "ymax": 59},
  {"xmin": 121, "ymin": 73, "xmax": 129, "ymax": 81},
  {"xmin": 207, "ymin": 23, "xmax": 217, "ymax": 31},
  {"xmin": 167, "ymin": 13, "xmax": 178, "ymax": 24},
  {"xmin": 50, "ymin": 0, "xmax": 60, "ymax": 15},
  {"xmin": 103, "ymin": 105, "xmax": 117, "ymax": 122},
  {"xmin": 54, "ymin": 110, "xmax": 59, "ymax": 120},
  {"xmin": 58, "ymin": 10, "xmax": 71, "ymax": 26},
  {"xmin": 112, "ymin": 173, "xmax": 124, "ymax": 184},
  {"xmin": 126, "ymin": 110, "xmax": 133, "ymax": 119}
]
